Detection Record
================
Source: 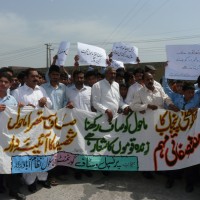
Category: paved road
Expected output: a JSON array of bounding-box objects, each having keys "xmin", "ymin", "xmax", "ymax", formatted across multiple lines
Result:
[{"xmin": 1, "ymin": 170, "xmax": 200, "ymax": 200}]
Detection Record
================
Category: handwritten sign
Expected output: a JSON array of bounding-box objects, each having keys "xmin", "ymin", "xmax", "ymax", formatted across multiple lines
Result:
[
  {"xmin": 0, "ymin": 107, "xmax": 200, "ymax": 174},
  {"xmin": 55, "ymin": 41, "xmax": 70, "ymax": 66},
  {"xmin": 112, "ymin": 42, "xmax": 138, "ymax": 64},
  {"xmin": 77, "ymin": 42, "xmax": 107, "ymax": 66},
  {"xmin": 110, "ymin": 59, "xmax": 124, "ymax": 69},
  {"xmin": 165, "ymin": 45, "xmax": 200, "ymax": 80}
]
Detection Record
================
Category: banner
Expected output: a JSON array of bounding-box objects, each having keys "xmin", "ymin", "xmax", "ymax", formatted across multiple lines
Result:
[
  {"xmin": 112, "ymin": 42, "xmax": 138, "ymax": 64},
  {"xmin": 56, "ymin": 41, "xmax": 70, "ymax": 66},
  {"xmin": 77, "ymin": 42, "xmax": 107, "ymax": 67},
  {"xmin": 110, "ymin": 59, "xmax": 124, "ymax": 70},
  {"xmin": 0, "ymin": 107, "xmax": 200, "ymax": 174},
  {"xmin": 165, "ymin": 44, "xmax": 200, "ymax": 80}
]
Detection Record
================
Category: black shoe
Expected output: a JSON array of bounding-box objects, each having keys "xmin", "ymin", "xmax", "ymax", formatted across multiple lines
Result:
[
  {"xmin": 142, "ymin": 172, "xmax": 154, "ymax": 179},
  {"xmin": 84, "ymin": 171, "xmax": 93, "ymax": 178},
  {"xmin": 38, "ymin": 180, "xmax": 51, "ymax": 189},
  {"xmin": 28, "ymin": 182, "xmax": 37, "ymax": 193},
  {"xmin": 185, "ymin": 184, "xmax": 194, "ymax": 193},
  {"xmin": 74, "ymin": 172, "xmax": 82, "ymax": 180},
  {"xmin": 165, "ymin": 179, "xmax": 174, "ymax": 189},
  {"xmin": 9, "ymin": 191, "xmax": 26, "ymax": 200}
]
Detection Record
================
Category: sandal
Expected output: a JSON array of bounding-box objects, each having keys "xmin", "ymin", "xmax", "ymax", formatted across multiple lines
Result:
[{"xmin": 49, "ymin": 178, "xmax": 58, "ymax": 186}]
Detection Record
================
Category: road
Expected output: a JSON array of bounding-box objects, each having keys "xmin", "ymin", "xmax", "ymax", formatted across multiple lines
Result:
[{"xmin": 1, "ymin": 170, "xmax": 200, "ymax": 200}]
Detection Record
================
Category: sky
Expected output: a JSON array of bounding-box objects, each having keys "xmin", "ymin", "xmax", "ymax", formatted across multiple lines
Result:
[{"xmin": 1, "ymin": 0, "xmax": 200, "ymax": 68}]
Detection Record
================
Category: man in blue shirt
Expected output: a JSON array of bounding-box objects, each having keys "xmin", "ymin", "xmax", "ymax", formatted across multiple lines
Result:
[
  {"xmin": 0, "ymin": 72, "xmax": 26, "ymax": 200},
  {"xmin": 165, "ymin": 82, "xmax": 199, "ymax": 193},
  {"xmin": 41, "ymin": 65, "xmax": 67, "ymax": 110}
]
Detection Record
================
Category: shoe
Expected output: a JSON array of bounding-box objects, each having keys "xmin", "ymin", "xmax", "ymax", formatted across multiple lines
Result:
[
  {"xmin": 74, "ymin": 172, "xmax": 82, "ymax": 180},
  {"xmin": 9, "ymin": 191, "xmax": 26, "ymax": 200},
  {"xmin": 185, "ymin": 184, "xmax": 194, "ymax": 193},
  {"xmin": 142, "ymin": 172, "xmax": 154, "ymax": 179},
  {"xmin": 49, "ymin": 177, "xmax": 59, "ymax": 186},
  {"xmin": 28, "ymin": 182, "xmax": 37, "ymax": 193},
  {"xmin": 38, "ymin": 180, "xmax": 51, "ymax": 189},
  {"xmin": 165, "ymin": 179, "xmax": 174, "ymax": 189}
]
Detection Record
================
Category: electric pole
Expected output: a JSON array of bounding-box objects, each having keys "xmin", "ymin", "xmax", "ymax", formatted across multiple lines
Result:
[{"xmin": 44, "ymin": 43, "xmax": 52, "ymax": 68}]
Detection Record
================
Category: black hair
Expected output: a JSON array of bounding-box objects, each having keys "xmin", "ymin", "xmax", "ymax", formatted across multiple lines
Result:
[
  {"xmin": 49, "ymin": 65, "xmax": 60, "ymax": 74},
  {"xmin": 133, "ymin": 68, "xmax": 144, "ymax": 75},
  {"xmin": 0, "ymin": 67, "xmax": 14, "ymax": 76},
  {"xmin": 85, "ymin": 70, "xmax": 97, "ymax": 79},
  {"xmin": 119, "ymin": 83, "xmax": 128, "ymax": 89},
  {"xmin": 73, "ymin": 70, "xmax": 84, "ymax": 79},
  {"xmin": 24, "ymin": 68, "xmax": 38, "ymax": 77},
  {"xmin": 182, "ymin": 82, "xmax": 195, "ymax": 91},
  {"xmin": 0, "ymin": 72, "xmax": 12, "ymax": 82},
  {"xmin": 116, "ymin": 71, "xmax": 125, "ymax": 78},
  {"xmin": 17, "ymin": 71, "xmax": 26, "ymax": 80}
]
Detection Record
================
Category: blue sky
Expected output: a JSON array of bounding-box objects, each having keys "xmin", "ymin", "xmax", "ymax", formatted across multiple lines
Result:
[{"xmin": 1, "ymin": 0, "xmax": 200, "ymax": 68}]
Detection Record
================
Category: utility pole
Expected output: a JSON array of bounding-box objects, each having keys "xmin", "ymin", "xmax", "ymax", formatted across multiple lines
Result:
[
  {"xmin": 44, "ymin": 43, "xmax": 52, "ymax": 69},
  {"xmin": 49, "ymin": 47, "xmax": 54, "ymax": 66}
]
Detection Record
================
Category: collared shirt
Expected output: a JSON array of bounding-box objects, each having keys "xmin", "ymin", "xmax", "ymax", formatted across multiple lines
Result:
[
  {"xmin": 66, "ymin": 84, "xmax": 91, "ymax": 111},
  {"xmin": 162, "ymin": 76, "xmax": 182, "ymax": 102},
  {"xmin": 130, "ymin": 85, "xmax": 172, "ymax": 111},
  {"xmin": 41, "ymin": 82, "xmax": 67, "ymax": 110},
  {"xmin": 173, "ymin": 92, "xmax": 200, "ymax": 110},
  {"xmin": 194, "ymin": 83, "xmax": 200, "ymax": 91},
  {"xmin": 91, "ymin": 79, "xmax": 128, "ymax": 116},
  {"xmin": 125, "ymin": 82, "xmax": 143, "ymax": 105},
  {"xmin": 0, "ymin": 95, "xmax": 17, "ymax": 107},
  {"xmin": 12, "ymin": 83, "xmax": 52, "ymax": 108}
]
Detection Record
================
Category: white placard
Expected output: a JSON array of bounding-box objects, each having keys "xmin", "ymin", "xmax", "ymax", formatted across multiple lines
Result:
[
  {"xmin": 110, "ymin": 59, "xmax": 124, "ymax": 69},
  {"xmin": 112, "ymin": 42, "xmax": 138, "ymax": 64},
  {"xmin": 56, "ymin": 41, "xmax": 70, "ymax": 66},
  {"xmin": 77, "ymin": 42, "xmax": 107, "ymax": 67},
  {"xmin": 165, "ymin": 45, "xmax": 200, "ymax": 80}
]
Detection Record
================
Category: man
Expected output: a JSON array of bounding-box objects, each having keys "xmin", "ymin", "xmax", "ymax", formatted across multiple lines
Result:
[
  {"xmin": 0, "ymin": 72, "xmax": 25, "ymax": 200},
  {"xmin": 41, "ymin": 65, "xmax": 67, "ymax": 184},
  {"xmin": 85, "ymin": 70, "xmax": 98, "ymax": 87},
  {"xmin": 165, "ymin": 83, "xmax": 200, "ymax": 192},
  {"xmin": 130, "ymin": 72, "xmax": 179, "ymax": 179},
  {"xmin": 66, "ymin": 70, "xmax": 92, "ymax": 179},
  {"xmin": 134, "ymin": 67, "xmax": 144, "ymax": 86},
  {"xmin": 12, "ymin": 68, "xmax": 52, "ymax": 193},
  {"xmin": 10, "ymin": 75, "xmax": 20, "ymax": 94},
  {"xmin": 41, "ymin": 65, "xmax": 67, "ymax": 110},
  {"xmin": 92, "ymin": 67, "xmax": 129, "ymax": 123},
  {"xmin": 125, "ymin": 71, "xmax": 143, "ymax": 105},
  {"xmin": 162, "ymin": 77, "xmax": 184, "ymax": 103},
  {"xmin": 130, "ymin": 72, "xmax": 179, "ymax": 112},
  {"xmin": 144, "ymin": 65, "xmax": 163, "ymax": 90},
  {"xmin": 66, "ymin": 70, "xmax": 91, "ymax": 111}
]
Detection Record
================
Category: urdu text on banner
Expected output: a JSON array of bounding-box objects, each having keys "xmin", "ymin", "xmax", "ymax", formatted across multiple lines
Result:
[
  {"xmin": 112, "ymin": 42, "xmax": 138, "ymax": 64},
  {"xmin": 165, "ymin": 44, "xmax": 200, "ymax": 80},
  {"xmin": 77, "ymin": 42, "xmax": 107, "ymax": 67},
  {"xmin": 0, "ymin": 107, "xmax": 200, "ymax": 174}
]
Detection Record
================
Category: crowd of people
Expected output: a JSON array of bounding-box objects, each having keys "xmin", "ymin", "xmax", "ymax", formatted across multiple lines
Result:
[{"xmin": 0, "ymin": 55, "xmax": 200, "ymax": 200}]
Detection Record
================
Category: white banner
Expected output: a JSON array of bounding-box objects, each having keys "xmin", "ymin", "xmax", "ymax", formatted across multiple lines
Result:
[
  {"xmin": 77, "ymin": 42, "xmax": 107, "ymax": 66},
  {"xmin": 0, "ymin": 107, "xmax": 200, "ymax": 174},
  {"xmin": 110, "ymin": 60, "xmax": 124, "ymax": 69},
  {"xmin": 165, "ymin": 44, "xmax": 200, "ymax": 80},
  {"xmin": 56, "ymin": 41, "xmax": 70, "ymax": 66},
  {"xmin": 112, "ymin": 42, "xmax": 138, "ymax": 64}
]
